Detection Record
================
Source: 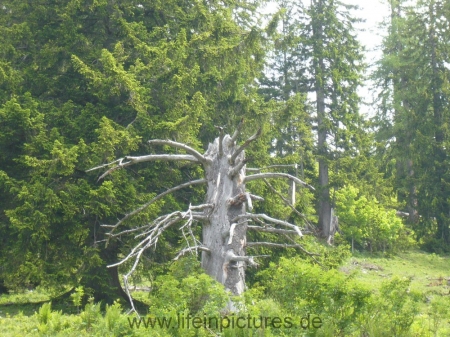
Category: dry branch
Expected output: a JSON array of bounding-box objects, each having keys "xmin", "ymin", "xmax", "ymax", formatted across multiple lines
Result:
[
  {"xmin": 228, "ymin": 158, "xmax": 247, "ymax": 177},
  {"xmin": 103, "ymin": 179, "xmax": 207, "ymax": 243},
  {"xmin": 230, "ymin": 127, "xmax": 262, "ymax": 164},
  {"xmin": 88, "ymin": 154, "xmax": 200, "ymax": 180},
  {"xmin": 262, "ymin": 178, "xmax": 316, "ymax": 232},
  {"xmin": 148, "ymin": 139, "xmax": 210, "ymax": 164},
  {"xmin": 107, "ymin": 203, "xmax": 209, "ymax": 312},
  {"xmin": 244, "ymin": 172, "xmax": 315, "ymax": 191},
  {"xmin": 247, "ymin": 225, "xmax": 299, "ymax": 235},
  {"xmin": 230, "ymin": 118, "xmax": 244, "ymax": 144},
  {"xmin": 233, "ymin": 213, "xmax": 303, "ymax": 237},
  {"xmin": 225, "ymin": 250, "xmax": 258, "ymax": 267},
  {"xmin": 246, "ymin": 164, "xmax": 298, "ymax": 172},
  {"xmin": 215, "ymin": 126, "xmax": 225, "ymax": 158},
  {"xmin": 173, "ymin": 246, "xmax": 211, "ymax": 261}
]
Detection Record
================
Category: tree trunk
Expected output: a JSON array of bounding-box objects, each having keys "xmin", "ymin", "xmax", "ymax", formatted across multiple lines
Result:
[
  {"xmin": 107, "ymin": 265, "xmax": 129, "ymax": 301},
  {"xmin": 201, "ymin": 134, "xmax": 247, "ymax": 296},
  {"xmin": 313, "ymin": 0, "xmax": 331, "ymax": 239}
]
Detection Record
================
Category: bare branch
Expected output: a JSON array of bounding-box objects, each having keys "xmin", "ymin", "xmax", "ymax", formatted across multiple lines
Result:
[
  {"xmin": 396, "ymin": 211, "xmax": 409, "ymax": 218},
  {"xmin": 249, "ymin": 194, "xmax": 264, "ymax": 201},
  {"xmin": 148, "ymin": 139, "xmax": 210, "ymax": 164},
  {"xmin": 230, "ymin": 127, "xmax": 262, "ymax": 164},
  {"xmin": 89, "ymin": 154, "xmax": 200, "ymax": 181},
  {"xmin": 247, "ymin": 225, "xmax": 299, "ymax": 235},
  {"xmin": 281, "ymin": 234, "xmax": 323, "ymax": 264},
  {"xmin": 173, "ymin": 246, "xmax": 211, "ymax": 261},
  {"xmin": 246, "ymin": 164, "xmax": 298, "ymax": 172},
  {"xmin": 192, "ymin": 214, "xmax": 209, "ymax": 222},
  {"xmin": 95, "ymin": 158, "xmax": 131, "ymax": 181},
  {"xmin": 135, "ymin": 211, "xmax": 183, "ymax": 239},
  {"xmin": 233, "ymin": 213, "xmax": 303, "ymax": 237},
  {"xmin": 225, "ymin": 250, "xmax": 258, "ymax": 267},
  {"xmin": 86, "ymin": 158, "xmax": 123, "ymax": 172},
  {"xmin": 104, "ymin": 224, "xmax": 152, "ymax": 238},
  {"xmin": 215, "ymin": 126, "xmax": 224, "ymax": 158},
  {"xmin": 245, "ymin": 193, "xmax": 253, "ymax": 211},
  {"xmin": 230, "ymin": 118, "xmax": 244, "ymax": 144},
  {"xmin": 247, "ymin": 242, "xmax": 300, "ymax": 248},
  {"xmin": 244, "ymin": 172, "xmax": 315, "ymax": 191},
  {"xmin": 262, "ymin": 178, "xmax": 315, "ymax": 230},
  {"xmin": 189, "ymin": 203, "xmax": 214, "ymax": 211},
  {"xmin": 228, "ymin": 158, "xmax": 247, "ymax": 177},
  {"xmin": 105, "ymin": 179, "xmax": 207, "ymax": 242},
  {"xmin": 126, "ymin": 154, "xmax": 199, "ymax": 164}
]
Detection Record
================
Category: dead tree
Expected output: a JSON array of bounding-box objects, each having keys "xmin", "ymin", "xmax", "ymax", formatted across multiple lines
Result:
[{"xmin": 88, "ymin": 125, "xmax": 316, "ymax": 313}]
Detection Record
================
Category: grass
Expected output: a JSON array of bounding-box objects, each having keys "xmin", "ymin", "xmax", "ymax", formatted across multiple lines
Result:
[
  {"xmin": 340, "ymin": 249, "xmax": 450, "ymax": 336},
  {"xmin": 340, "ymin": 249, "xmax": 450, "ymax": 296},
  {"xmin": 0, "ymin": 288, "xmax": 79, "ymax": 317}
]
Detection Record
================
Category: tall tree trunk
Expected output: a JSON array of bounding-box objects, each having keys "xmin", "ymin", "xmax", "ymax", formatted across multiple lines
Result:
[{"xmin": 312, "ymin": 0, "xmax": 331, "ymax": 238}]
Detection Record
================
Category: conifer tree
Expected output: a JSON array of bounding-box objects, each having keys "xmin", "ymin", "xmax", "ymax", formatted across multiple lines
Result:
[
  {"xmin": 0, "ymin": 0, "xmax": 268, "ymax": 300},
  {"xmin": 265, "ymin": 0, "xmax": 365, "ymax": 239},
  {"xmin": 374, "ymin": 0, "xmax": 450, "ymax": 247}
]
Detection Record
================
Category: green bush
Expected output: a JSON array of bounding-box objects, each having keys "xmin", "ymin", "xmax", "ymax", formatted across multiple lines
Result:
[
  {"xmin": 259, "ymin": 257, "xmax": 421, "ymax": 336},
  {"xmin": 335, "ymin": 185, "xmax": 414, "ymax": 253}
]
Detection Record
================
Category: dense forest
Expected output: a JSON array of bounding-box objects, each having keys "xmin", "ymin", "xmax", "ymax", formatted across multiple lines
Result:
[{"xmin": 0, "ymin": 0, "xmax": 449, "ymax": 336}]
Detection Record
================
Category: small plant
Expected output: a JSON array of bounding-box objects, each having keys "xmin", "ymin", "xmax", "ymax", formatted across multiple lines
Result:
[
  {"xmin": 80, "ymin": 297, "xmax": 101, "ymax": 331},
  {"xmin": 70, "ymin": 286, "xmax": 85, "ymax": 313},
  {"xmin": 428, "ymin": 296, "xmax": 450, "ymax": 336},
  {"xmin": 37, "ymin": 302, "xmax": 52, "ymax": 326}
]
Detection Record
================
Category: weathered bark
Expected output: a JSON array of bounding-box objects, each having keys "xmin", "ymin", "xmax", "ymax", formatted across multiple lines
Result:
[{"xmin": 201, "ymin": 134, "xmax": 248, "ymax": 295}]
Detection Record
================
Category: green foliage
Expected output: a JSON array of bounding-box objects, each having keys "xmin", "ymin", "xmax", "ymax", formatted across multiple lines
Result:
[
  {"xmin": 80, "ymin": 298, "xmax": 102, "ymax": 331},
  {"xmin": 260, "ymin": 257, "xmax": 421, "ymax": 336},
  {"xmin": 335, "ymin": 185, "xmax": 414, "ymax": 252},
  {"xmin": 146, "ymin": 258, "xmax": 229, "ymax": 317},
  {"xmin": 2, "ymin": 251, "xmax": 450, "ymax": 336},
  {"xmin": 0, "ymin": 0, "xmax": 267, "ymax": 302},
  {"xmin": 36, "ymin": 302, "xmax": 70, "ymax": 335},
  {"xmin": 373, "ymin": 0, "xmax": 450, "ymax": 245},
  {"xmin": 70, "ymin": 286, "xmax": 85, "ymax": 313},
  {"xmin": 427, "ymin": 296, "xmax": 450, "ymax": 337}
]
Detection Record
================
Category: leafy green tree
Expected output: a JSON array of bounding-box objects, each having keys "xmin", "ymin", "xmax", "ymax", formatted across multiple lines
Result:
[{"xmin": 335, "ymin": 185, "xmax": 410, "ymax": 252}]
